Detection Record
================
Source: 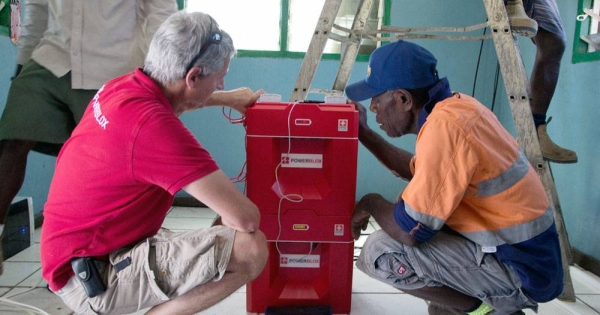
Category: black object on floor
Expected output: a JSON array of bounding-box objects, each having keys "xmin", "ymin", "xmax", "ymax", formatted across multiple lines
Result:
[{"xmin": 265, "ymin": 305, "xmax": 332, "ymax": 315}]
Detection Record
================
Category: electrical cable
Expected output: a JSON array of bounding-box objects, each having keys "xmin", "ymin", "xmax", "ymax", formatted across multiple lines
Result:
[
  {"xmin": 490, "ymin": 61, "xmax": 501, "ymax": 112},
  {"xmin": 221, "ymin": 106, "xmax": 245, "ymax": 124},
  {"xmin": 272, "ymin": 102, "xmax": 315, "ymax": 259},
  {"xmin": 472, "ymin": 22, "xmax": 488, "ymax": 97},
  {"xmin": 470, "ymin": 20, "xmax": 501, "ymax": 113},
  {"xmin": 221, "ymin": 106, "xmax": 248, "ymax": 191},
  {"xmin": 0, "ymin": 298, "xmax": 51, "ymax": 315}
]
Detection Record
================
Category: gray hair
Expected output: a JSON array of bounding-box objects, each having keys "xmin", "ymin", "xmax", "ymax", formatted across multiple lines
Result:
[{"xmin": 144, "ymin": 11, "xmax": 235, "ymax": 85}]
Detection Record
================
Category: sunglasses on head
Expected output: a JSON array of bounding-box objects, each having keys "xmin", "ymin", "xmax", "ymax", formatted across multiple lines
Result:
[{"xmin": 185, "ymin": 18, "xmax": 222, "ymax": 74}]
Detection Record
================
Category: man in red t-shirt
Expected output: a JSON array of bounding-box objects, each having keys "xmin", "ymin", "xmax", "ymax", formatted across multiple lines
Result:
[{"xmin": 41, "ymin": 11, "xmax": 267, "ymax": 314}]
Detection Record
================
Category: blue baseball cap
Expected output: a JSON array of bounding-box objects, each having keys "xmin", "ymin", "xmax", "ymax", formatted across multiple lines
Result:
[{"xmin": 345, "ymin": 40, "xmax": 439, "ymax": 102}]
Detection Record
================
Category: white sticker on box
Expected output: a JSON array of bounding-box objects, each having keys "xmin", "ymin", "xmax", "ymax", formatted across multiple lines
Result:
[
  {"xmin": 279, "ymin": 254, "xmax": 320, "ymax": 268},
  {"xmin": 281, "ymin": 153, "xmax": 323, "ymax": 168}
]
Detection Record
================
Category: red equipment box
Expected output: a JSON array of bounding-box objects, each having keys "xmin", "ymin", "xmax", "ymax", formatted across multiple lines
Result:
[{"xmin": 245, "ymin": 101, "xmax": 359, "ymax": 314}]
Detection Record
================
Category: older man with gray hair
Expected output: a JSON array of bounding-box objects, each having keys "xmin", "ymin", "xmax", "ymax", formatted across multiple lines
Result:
[{"xmin": 40, "ymin": 11, "xmax": 267, "ymax": 314}]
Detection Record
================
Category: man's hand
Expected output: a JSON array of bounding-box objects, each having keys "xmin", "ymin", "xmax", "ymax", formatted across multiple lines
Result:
[
  {"xmin": 350, "ymin": 101, "xmax": 373, "ymax": 141},
  {"xmin": 353, "ymin": 101, "xmax": 369, "ymax": 130},
  {"xmin": 351, "ymin": 207, "xmax": 371, "ymax": 241},
  {"xmin": 351, "ymin": 194, "xmax": 382, "ymax": 240},
  {"xmin": 210, "ymin": 88, "xmax": 264, "ymax": 115}
]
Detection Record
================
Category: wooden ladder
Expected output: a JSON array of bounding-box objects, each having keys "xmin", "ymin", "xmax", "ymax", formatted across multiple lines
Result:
[{"xmin": 291, "ymin": 0, "xmax": 575, "ymax": 301}]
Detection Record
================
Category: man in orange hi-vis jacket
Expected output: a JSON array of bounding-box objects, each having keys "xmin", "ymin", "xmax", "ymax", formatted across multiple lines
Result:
[{"xmin": 345, "ymin": 40, "xmax": 563, "ymax": 315}]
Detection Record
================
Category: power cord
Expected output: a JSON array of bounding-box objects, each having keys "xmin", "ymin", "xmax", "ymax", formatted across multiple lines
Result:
[
  {"xmin": 471, "ymin": 20, "xmax": 501, "ymax": 113},
  {"xmin": 272, "ymin": 102, "xmax": 315, "ymax": 258},
  {"xmin": 0, "ymin": 276, "xmax": 51, "ymax": 314}
]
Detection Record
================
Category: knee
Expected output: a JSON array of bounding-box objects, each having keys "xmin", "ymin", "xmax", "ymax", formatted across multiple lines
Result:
[
  {"xmin": 249, "ymin": 231, "xmax": 268, "ymax": 278},
  {"xmin": 235, "ymin": 230, "xmax": 268, "ymax": 279},
  {"xmin": 547, "ymin": 37, "xmax": 566, "ymax": 60},
  {"xmin": 356, "ymin": 230, "xmax": 392, "ymax": 273},
  {"xmin": 536, "ymin": 30, "xmax": 566, "ymax": 61}
]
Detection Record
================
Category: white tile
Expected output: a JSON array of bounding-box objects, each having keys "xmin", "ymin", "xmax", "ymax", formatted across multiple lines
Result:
[
  {"xmin": 571, "ymin": 265, "xmax": 600, "ymax": 295},
  {"xmin": 167, "ymin": 207, "xmax": 217, "ymax": 219},
  {"xmin": 6, "ymin": 243, "xmax": 40, "ymax": 262},
  {"xmin": 578, "ymin": 295, "xmax": 600, "ymax": 314},
  {"xmin": 523, "ymin": 302, "xmax": 571, "ymax": 315},
  {"xmin": 354, "ymin": 234, "xmax": 369, "ymax": 249},
  {"xmin": 196, "ymin": 292, "xmax": 247, "ymax": 314},
  {"xmin": 352, "ymin": 267, "xmax": 400, "ymax": 293},
  {"xmin": 0, "ymin": 287, "xmax": 72, "ymax": 315},
  {"xmin": 0, "ymin": 262, "xmax": 40, "ymax": 287},
  {"xmin": 354, "ymin": 248, "xmax": 362, "ymax": 260},
  {"xmin": 370, "ymin": 220, "xmax": 381, "ymax": 230},
  {"xmin": 522, "ymin": 298, "xmax": 600, "ymax": 315},
  {"xmin": 126, "ymin": 308, "xmax": 150, "ymax": 315},
  {"xmin": 33, "ymin": 227, "xmax": 42, "ymax": 243},
  {"xmin": 161, "ymin": 217, "xmax": 215, "ymax": 231},
  {"xmin": 353, "ymin": 234, "xmax": 368, "ymax": 258},
  {"xmin": 350, "ymin": 293, "xmax": 429, "ymax": 315},
  {"xmin": 130, "ymin": 293, "xmax": 246, "ymax": 315},
  {"xmin": 126, "ymin": 292, "xmax": 249, "ymax": 315},
  {"xmin": 19, "ymin": 268, "xmax": 48, "ymax": 288}
]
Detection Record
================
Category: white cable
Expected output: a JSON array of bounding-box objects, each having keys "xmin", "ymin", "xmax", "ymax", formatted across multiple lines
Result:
[
  {"xmin": 0, "ymin": 297, "xmax": 51, "ymax": 315},
  {"xmin": 274, "ymin": 102, "xmax": 316, "ymax": 259},
  {"xmin": 0, "ymin": 250, "xmax": 51, "ymax": 314}
]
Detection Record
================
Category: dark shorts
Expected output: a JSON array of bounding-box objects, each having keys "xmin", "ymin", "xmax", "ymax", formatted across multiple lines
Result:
[
  {"xmin": 0, "ymin": 60, "xmax": 97, "ymax": 155},
  {"xmin": 523, "ymin": 0, "xmax": 566, "ymax": 39}
]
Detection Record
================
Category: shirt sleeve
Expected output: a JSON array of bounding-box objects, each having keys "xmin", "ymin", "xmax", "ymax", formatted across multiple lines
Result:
[
  {"xmin": 137, "ymin": 0, "xmax": 178, "ymax": 56},
  {"xmin": 131, "ymin": 110, "xmax": 220, "ymax": 195},
  {"xmin": 393, "ymin": 200, "xmax": 438, "ymax": 242},
  {"xmin": 396, "ymin": 117, "xmax": 478, "ymax": 241},
  {"xmin": 17, "ymin": 0, "xmax": 48, "ymax": 64}
]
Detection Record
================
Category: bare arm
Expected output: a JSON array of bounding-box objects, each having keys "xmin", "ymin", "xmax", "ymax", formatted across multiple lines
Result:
[
  {"xmin": 354, "ymin": 102, "xmax": 414, "ymax": 181},
  {"xmin": 182, "ymin": 170, "xmax": 260, "ymax": 232},
  {"xmin": 204, "ymin": 88, "xmax": 264, "ymax": 115},
  {"xmin": 351, "ymin": 193, "xmax": 419, "ymax": 246}
]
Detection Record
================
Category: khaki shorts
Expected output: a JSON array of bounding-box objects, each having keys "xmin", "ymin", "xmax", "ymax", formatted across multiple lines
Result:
[
  {"xmin": 54, "ymin": 226, "xmax": 236, "ymax": 315},
  {"xmin": 0, "ymin": 60, "xmax": 97, "ymax": 155},
  {"xmin": 357, "ymin": 229, "xmax": 538, "ymax": 314}
]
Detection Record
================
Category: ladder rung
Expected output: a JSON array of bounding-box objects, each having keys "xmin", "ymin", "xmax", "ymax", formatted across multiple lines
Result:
[
  {"xmin": 328, "ymin": 31, "xmax": 361, "ymax": 45},
  {"xmin": 308, "ymin": 88, "xmax": 344, "ymax": 96},
  {"xmin": 380, "ymin": 22, "xmax": 490, "ymax": 34},
  {"xmin": 372, "ymin": 33, "xmax": 493, "ymax": 42}
]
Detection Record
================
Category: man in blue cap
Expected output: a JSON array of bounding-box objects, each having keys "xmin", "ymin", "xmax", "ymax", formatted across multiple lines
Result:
[{"xmin": 346, "ymin": 40, "xmax": 564, "ymax": 315}]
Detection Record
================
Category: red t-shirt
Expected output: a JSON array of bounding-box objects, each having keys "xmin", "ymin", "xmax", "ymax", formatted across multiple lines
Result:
[{"xmin": 41, "ymin": 69, "xmax": 219, "ymax": 291}]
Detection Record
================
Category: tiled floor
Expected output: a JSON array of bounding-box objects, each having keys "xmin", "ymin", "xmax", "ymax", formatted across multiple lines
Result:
[{"xmin": 1, "ymin": 206, "xmax": 600, "ymax": 314}]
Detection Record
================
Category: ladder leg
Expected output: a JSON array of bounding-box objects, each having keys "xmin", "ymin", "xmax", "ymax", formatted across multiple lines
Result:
[
  {"xmin": 483, "ymin": 0, "xmax": 575, "ymax": 302},
  {"xmin": 291, "ymin": 0, "xmax": 377, "ymax": 100},
  {"xmin": 332, "ymin": 0, "xmax": 376, "ymax": 93},
  {"xmin": 290, "ymin": 0, "xmax": 343, "ymax": 101}
]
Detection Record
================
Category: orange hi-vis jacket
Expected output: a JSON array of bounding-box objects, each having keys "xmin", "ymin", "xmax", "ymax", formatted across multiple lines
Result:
[
  {"xmin": 402, "ymin": 93, "xmax": 552, "ymax": 245},
  {"xmin": 393, "ymin": 91, "xmax": 562, "ymax": 302}
]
